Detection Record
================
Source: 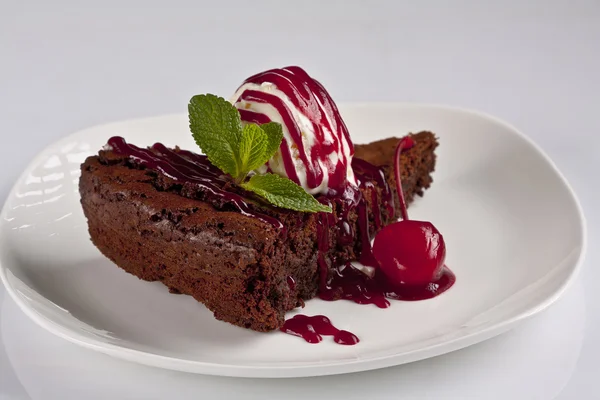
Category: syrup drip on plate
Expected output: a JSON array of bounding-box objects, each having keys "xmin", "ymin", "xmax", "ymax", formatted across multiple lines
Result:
[{"xmin": 280, "ymin": 314, "xmax": 359, "ymax": 345}]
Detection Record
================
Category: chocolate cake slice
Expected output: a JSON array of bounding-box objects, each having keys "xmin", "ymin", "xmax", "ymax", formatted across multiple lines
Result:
[{"xmin": 79, "ymin": 131, "xmax": 438, "ymax": 332}]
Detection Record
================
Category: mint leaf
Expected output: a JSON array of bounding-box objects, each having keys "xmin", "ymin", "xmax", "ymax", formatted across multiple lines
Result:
[
  {"xmin": 239, "ymin": 124, "xmax": 268, "ymax": 175},
  {"xmin": 189, "ymin": 94, "xmax": 243, "ymax": 177},
  {"xmin": 242, "ymin": 173, "xmax": 333, "ymax": 213},
  {"xmin": 260, "ymin": 122, "xmax": 284, "ymax": 159}
]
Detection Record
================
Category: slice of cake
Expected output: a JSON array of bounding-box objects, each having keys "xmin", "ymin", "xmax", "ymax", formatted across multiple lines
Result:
[
  {"xmin": 78, "ymin": 66, "xmax": 439, "ymax": 332},
  {"xmin": 79, "ymin": 132, "xmax": 437, "ymax": 331}
]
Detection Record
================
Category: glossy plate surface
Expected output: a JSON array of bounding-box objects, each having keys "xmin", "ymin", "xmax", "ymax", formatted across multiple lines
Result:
[{"xmin": 0, "ymin": 104, "xmax": 586, "ymax": 378}]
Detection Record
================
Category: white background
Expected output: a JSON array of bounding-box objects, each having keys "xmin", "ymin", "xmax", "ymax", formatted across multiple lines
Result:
[{"xmin": 1, "ymin": 1, "xmax": 598, "ymax": 398}]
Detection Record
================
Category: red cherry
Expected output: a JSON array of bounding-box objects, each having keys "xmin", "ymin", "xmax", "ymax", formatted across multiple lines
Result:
[{"xmin": 372, "ymin": 220, "xmax": 446, "ymax": 286}]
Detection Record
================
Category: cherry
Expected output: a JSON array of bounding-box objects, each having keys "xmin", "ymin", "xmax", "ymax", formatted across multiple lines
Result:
[
  {"xmin": 371, "ymin": 136, "xmax": 448, "ymax": 287},
  {"xmin": 373, "ymin": 220, "xmax": 446, "ymax": 286}
]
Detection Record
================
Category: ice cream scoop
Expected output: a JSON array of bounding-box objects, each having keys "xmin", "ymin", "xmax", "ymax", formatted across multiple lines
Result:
[{"xmin": 231, "ymin": 66, "xmax": 357, "ymax": 195}]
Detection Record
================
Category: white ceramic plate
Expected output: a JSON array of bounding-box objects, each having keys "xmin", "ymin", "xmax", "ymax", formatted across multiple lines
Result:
[{"xmin": 0, "ymin": 104, "xmax": 586, "ymax": 378}]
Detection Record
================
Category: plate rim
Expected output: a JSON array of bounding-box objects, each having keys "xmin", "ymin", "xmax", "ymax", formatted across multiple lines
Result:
[{"xmin": 0, "ymin": 103, "xmax": 588, "ymax": 378}]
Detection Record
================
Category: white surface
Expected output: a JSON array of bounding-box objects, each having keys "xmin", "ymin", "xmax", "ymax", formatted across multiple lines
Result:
[
  {"xmin": 0, "ymin": 0, "xmax": 598, "ymax": 398},
  {"xmin": 1, "ymin": 106, "xmax": 585, "ymax": 378}
]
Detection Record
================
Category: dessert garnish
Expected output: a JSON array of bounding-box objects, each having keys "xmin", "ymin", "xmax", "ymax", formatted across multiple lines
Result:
[
  {"xmin": 189, "ymin": 94, "xmax": 332, "ymax": 213},
  {"xmin": 372, "ymin": 137, "xmax": 448, "ymax": 286}
]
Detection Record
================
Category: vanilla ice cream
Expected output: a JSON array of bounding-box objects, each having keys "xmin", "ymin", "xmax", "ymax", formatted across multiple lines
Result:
[{"xmin": 231, "ymin": 66, "xmax": 356, "ymax": 195}]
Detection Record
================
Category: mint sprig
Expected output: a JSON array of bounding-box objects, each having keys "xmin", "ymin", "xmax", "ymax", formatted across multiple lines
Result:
[{"xmin": 188, "ymin": 94, "xmax": 332, "ymax": 213}]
